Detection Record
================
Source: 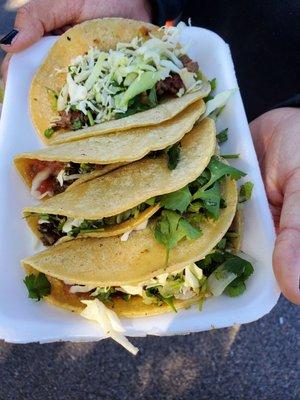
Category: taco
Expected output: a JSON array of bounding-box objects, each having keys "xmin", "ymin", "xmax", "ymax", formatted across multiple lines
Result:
[
  {"xmin": 23, "ymin": 118, "xmax": 220, "ymax": 245},
  {"xmin": 29, "ymin": 18, "xmax": 210, "ymax": 144},
  {"xmin": 22, "ymin": 208, "xmax": 254, "ymax": 354},
  {"xmin": 15, "ymin": 99, "xmax": 204, "ymax": 199}
]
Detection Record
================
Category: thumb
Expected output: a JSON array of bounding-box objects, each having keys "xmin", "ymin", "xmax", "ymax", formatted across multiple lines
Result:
[
  {"xmin": 1, "ymin": 0, "xmax": 81, "ymax": 53},
  {"xmin": 273, "ymin": 168, "xmax": 300, "ymax": 304}
]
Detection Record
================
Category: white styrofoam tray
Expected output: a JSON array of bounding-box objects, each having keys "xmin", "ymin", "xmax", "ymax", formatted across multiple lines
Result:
[{"xmin": 0, "ymin": 27, "xmax": 280, "ymax": 343}]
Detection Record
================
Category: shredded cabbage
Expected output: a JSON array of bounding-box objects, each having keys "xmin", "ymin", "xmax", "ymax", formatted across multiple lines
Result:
[
  {"xmin": 81, "ymin": 299, "xmax": 139, "ymax": 355},
  {"xmin": 120, "ymin": 219, "xmax": 149, "ymax": 242},
  {"xmin": 56, "ymin": 23, "xmax": 204, "ymax": 124},
  {"xmin": 207, "ymin": 264, "xmax": 237, "ymax": 296},
  {"xmin": 62, "ymin": 218, "xmax": 84, "ymax": 233},
  {"xmin": 203, "ymin": 89, "xmax": 236, "ymax": 118},
  {"xmin": 72, "ymin": 263, "xmax": 204, "ymax": 305}
]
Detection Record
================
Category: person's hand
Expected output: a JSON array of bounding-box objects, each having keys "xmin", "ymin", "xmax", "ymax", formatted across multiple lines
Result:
[
  {"xmin": 0, "ymin": 0, "xmax": 152, "ymax": 82},
  {"xmin": 250, "ymin": 107, "xmax": 300, "ymax": 304}
]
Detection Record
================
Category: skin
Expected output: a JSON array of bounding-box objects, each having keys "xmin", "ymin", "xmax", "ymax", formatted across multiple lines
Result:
[
  {"xmin": 250, "ymin": 108, "xmax": 300, "ymax": 304},
  {"xmin": 1, "ymin": 0, "xmax": 299, "ymax": 304}
]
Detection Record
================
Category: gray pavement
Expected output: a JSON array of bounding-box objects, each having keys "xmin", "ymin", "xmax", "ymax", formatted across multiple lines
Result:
[{"xmin": 0, "ymin": 3, "xmax": 299, "ymax": 400}]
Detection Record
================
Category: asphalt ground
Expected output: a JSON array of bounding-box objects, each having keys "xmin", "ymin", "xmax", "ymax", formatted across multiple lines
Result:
[{"xmin": 0, "ymin": 2, "xmax": 299, "ymax": 399}]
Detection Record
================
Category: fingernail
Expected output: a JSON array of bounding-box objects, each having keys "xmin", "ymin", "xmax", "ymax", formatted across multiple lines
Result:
[{"xmin": 0, "ymin": 29, "xmax": 19, "ymax": 45}]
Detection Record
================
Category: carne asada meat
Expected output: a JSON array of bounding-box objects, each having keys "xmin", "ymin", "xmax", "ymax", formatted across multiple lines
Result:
[
  {"xmin": 179, "ymin": 55, "xmax": 199, "ymax": 73},
  {"xmin": 54, "ymin": 110, "xmax": 89, "ymax": 131},
  {"xmin": 156, "ymin": 73, "xmax": 185, "ymax": 98}
]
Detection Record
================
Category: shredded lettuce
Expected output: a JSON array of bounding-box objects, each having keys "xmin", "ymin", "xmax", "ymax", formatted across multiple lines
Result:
[
  {"xmin": 53, "ymin": 24, "xmax": 204, "ymax": 125},
  {"xmin": 81, "ymin": 299, "xmax": 139, "ymax": 355},
  {"xmin": 203, "ymin": 89, "xmax": 236, "ymax": 118}
]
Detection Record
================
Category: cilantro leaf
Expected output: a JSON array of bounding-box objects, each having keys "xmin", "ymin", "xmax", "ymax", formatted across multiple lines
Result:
[
  {"xmin": 187, "ymin": 201, "xmax": 202, "ymax": 213},
  {"xmin": 178, "ymin": 218, "xmax": 203, "ymax": 239},
  {"xmin": 186, "ymin": 212, "xmax": 206, "ymax": 226},
  {"xmin": 223, "ymin": 256, "xmax": 253, "ymax": 278},
  {"xmin": 154, "ymin": 210, "xmax": 202, "ymax": 260},
  {"xmin": 159, "ymin": 186, "xmax": 192, "ymax": 213},
  {"xmin": 209, "ymin": 77, "xmax": 217, "ymax": 91},
  {"xmin": 161, "ymin": 296, "xmax": 177, "ymax": 312},
  {"xmin": 224, "ymin": 278, "xmax": 246, "ymax": 297},
  {"xmin": 204, "ymin": 78, "xmax": 217, "ymax": 102},
  {"xmin": 92, "ymin": 287, "xmax": 115, "ymax": 304},
  {"xmin": 239, "ymin": 181, "xmax": 254, "ymax": 203},
  {"xmin": 216, "ymin": 237, "xmax": 227, "ymax": 250},
  {"xmin": 167, "ymin": 143, "xmax": 181, "ymax": 170},
  {"xmin": 145, "ymin": 196, "xmax": 156, "ymax": 206},
  {"xmin": 194, "ymin": 156, "xmax": 246, "ymax": 193},
  {"xmin": 198, "ymin": 251, "xmax": 254, "ymax": 297},
  {"xmin": 222, "ymin": 254, "xmax": 254, "ymax": 297},
  {"xmin": 192, "ymin": 182, "xmax": 221, "ymax": 219},
  {"xmin": 122, "ymin": 293, "xmax": 131, "ymax": 302},
  {"xmin": 23, "ymin": 273, "xmax": 51, "ymax": 301},
  {"xmin": 216, "ymin": 128, "xmax": 228, "ymax": 144},
  {"xmin": 72, "ymin": 119, "xmax": 83, "ymax": 130}
]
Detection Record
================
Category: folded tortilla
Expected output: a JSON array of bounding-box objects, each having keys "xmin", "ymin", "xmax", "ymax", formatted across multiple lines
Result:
[
  {"xmin": 30, "ymin": 18, "xmax": 210, "ymax": 144},
  {"xmin": 24, "ymin": 118, "xmax": 216, "ymax": 243},
  {"xmin": 22, "ymin": 177, "xmax": 238, "ymax": 317},
  {"xmin": 15, "ymin": 99, "xmax": 204, "ymax": 197}
]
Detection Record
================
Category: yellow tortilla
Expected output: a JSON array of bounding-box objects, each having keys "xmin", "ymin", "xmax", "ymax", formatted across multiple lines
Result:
[
  {"xmin": 58, "ymin": 204, "xmax": 160, "ymax": 243},
  {"xmin": 23, "ymin": 264, "xmax": 205, "ymax": 316},
  {"xmin": 29, "ymin": 18, "xmax": 210, "ymax": 144},
  {"xmin": 22, "ymin": 176, "xmax": 238, "ymax": 286},
  {"xmin": 23, "ymin": 206, "xmax": 242, "ymax": 318},
  {"xmin": 15, "ymin": 99, "xmax": 204, "ymax": 191},
  {"xmin": 24, "ymin": 118, "xmax": 216, "ymax": 242}
]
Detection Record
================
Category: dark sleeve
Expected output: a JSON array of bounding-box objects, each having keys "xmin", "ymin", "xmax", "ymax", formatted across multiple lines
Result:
[
  {"xmin": 274, "ymin": 94, "xmax": 300, "ymax": 109},
  {"xmin": 150, "ymin": 0, "xmax": 187, "ymax": 25}
]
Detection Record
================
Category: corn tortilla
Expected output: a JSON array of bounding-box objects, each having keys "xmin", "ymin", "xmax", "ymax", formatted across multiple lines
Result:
[
  {"xmin": 24, "ymin": 118, "xmax": 216, "ymax": 242},
  {"xmin": 30, "ymin": 18, "xmax": 210, "ymax": 144},
  {"xmin": 15, "ymin": 99, "xmax": 204, "ymax": 191}
]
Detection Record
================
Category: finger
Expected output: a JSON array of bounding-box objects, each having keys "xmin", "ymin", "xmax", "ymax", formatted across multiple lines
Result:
[
  {"xmin": 0, "ymin": 54, "xmax": 12, "ymax": 85},
  {"xmin": 1, "ymin": 0, "xmax": 82, "ymax": 53},
  {"xmin": 273, "ymin": 169, "xmax": 300, "ymax": 304}
]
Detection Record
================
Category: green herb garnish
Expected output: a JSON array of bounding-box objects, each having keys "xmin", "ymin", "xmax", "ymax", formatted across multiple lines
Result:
[
  {"xmin": 239, "ymin": 181, "xmax": 254, "ymax": 203},
  {"xmin": 209, "ymin": 78, "xmax": 217, "ymax": 91},
  {"xmin": 193, "ymin": 182, "xmax": 221, "ymax": 219},
  {"xmin": 72, "ymin": 119, "xmax": 83, "ymax": 130},
  {"xmin": 23, "ymin": 273, "xmax": 51, "ymax": 301},
  {"xmin": 154, "ymin": 210, "xmax": 202, "ymax": 262},
  {"xmin": 44, "ymin": 127, "xmax": 55, "ymax": 138},
  {"xmin": 221, "ymin": 154, "xmax": 240, "ymax": 159},
  {"xmin": 159, "ymin": 186, "xmax": 191, "ymax": 213},
  {"xmin": 87, "ymin": 110, "xmax": 95, "ymax": 126},
  {"xmin": 204, "ymin": 78, "xmax": 217, "ymax": 102},
  {"xmin": 216, "ymin": 128, "xmax": 228, "ymax": 144},
  {"xmin": 122, "ymin": 293, "xmax": 132, "ymax": 302},
  {"xmin": 167, "ymin": 143, "xmax": 181, "ymax": 170},
  {"xmin": 45, "ymin": 87, "xmax": 58, "ymax": 111},
  {"xmin": 78, "ymin": 163, "xmax": 94, "ymax": 174},
  {"xmin": 92, "ymin": 287, "xmax": 116, "ymax": 304},
  {"xmin": 193, "ymin": 156, "xmax": 246, "ymax": 195},
  {"xmin": 197, "ymin": 251, "xmax": 254, "ymax": 297}
]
